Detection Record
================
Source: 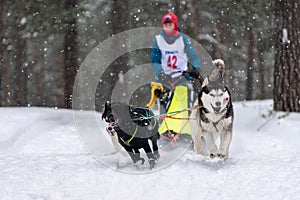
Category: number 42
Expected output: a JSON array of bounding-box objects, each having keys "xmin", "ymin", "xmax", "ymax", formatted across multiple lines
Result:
[{"xmin": 167, "ymin": 55, "xmax": 178, "ymax": 69}]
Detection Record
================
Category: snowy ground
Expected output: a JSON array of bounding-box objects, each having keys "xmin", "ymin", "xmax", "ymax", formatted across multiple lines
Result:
[{"xmin": 0, "ymin": 100, "xmax": 299, "ymax": 200}]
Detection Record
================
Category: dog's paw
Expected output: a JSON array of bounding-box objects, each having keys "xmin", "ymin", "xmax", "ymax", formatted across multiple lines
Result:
[
  {"xmin": 217, "ymin": 153, "xmax": 226, "ymax": 159},
  {"xmin": 217, "ymin": 152, "xmax": 229, "ymax": 160},
  {"xmin": 134, "ymin": 157, "xmax": 145, "ymax": 165},
  {"xmin": 154, "ymin": 152, "xmax": 160, "ymax": 160},
  {"xmin": 149, "ymin": 158, "xmax": 156, "ymax": 169},
  {"xmin": 210, "ymin": 153, "xmax": 217, "ymax": 159}
]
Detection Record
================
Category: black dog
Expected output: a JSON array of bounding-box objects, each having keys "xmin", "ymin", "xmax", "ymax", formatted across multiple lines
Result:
[{"xmin": 102, "ymin": 102, "xmax": 160, "ymax": 168}]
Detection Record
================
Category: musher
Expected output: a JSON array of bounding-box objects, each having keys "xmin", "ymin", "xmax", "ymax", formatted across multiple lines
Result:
[{"xmin": 148, "ymin": 12, "xmax": 202, "ymax": 142}]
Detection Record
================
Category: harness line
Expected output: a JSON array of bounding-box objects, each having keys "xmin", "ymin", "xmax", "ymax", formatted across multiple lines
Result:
[
  {"xmin": 106, "ymin": 100, "xmax": 202, "ymax": 146},
  {"xmin": 161, "ymin": 119, "xmax": 190, "ymax": 144},
  {"xmin": 135, "ymin": 104, "xmax": 203, "ymax": 121},
  {"xmin": 159, "ymin": 105, "xmax": 202, "ymax": 143}
]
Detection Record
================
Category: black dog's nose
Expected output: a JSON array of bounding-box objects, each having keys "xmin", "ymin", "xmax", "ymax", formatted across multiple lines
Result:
[{"xmin": 215, "ymin": 101, "xmax": 221, "ymax": 107}]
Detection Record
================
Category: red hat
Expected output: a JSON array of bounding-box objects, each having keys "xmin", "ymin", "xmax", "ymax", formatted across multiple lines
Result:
[{"xmin": 162, "ymin": 12, "xmax": 178, "ymax": 32}]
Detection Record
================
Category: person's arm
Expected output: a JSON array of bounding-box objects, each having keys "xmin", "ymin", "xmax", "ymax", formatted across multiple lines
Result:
[
  {"xmin": 183, "ymin": 35, "xmax": 201, "ymax": 70},
  {"xmin": 151, "ymin": 38, "xmax": 163, "ymax": 81}
]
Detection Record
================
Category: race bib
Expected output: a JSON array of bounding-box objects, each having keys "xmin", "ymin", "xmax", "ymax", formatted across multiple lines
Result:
[{"xmin": 155, "ymin": 35, "xmax": 188, "ymax": 77}]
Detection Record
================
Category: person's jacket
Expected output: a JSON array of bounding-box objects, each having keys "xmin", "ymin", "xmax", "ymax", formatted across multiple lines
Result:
[{"xmin": 151, "ymin": 30, "xmax": 201, "ymax": 81}]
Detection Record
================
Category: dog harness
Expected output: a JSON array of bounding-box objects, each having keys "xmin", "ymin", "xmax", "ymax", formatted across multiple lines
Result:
[
  {"xmin": 119, "ymin": 125, "xmax": 139, "ymax": 146},
  {"xmin": 107, "ymin": 107, "xmax": 158, "ymax": 146}
]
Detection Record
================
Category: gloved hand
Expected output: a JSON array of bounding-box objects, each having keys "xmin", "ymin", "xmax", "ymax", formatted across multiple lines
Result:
[
  {"xmin": 154, "ymin": 88, "xmax": 162, "ymax": 98},
  {"xmin": 189, "ymin": 67, "xmax": 200, "ymax": 79}
]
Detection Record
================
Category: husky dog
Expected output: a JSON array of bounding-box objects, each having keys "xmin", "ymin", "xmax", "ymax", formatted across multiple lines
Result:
[
  {"xmin": 102, "ymin": 102, "xmax": 160, "ymax": 168},
  {"xmin": 190, "ymin": 59, "xmax": 233, "ymax": 159}
]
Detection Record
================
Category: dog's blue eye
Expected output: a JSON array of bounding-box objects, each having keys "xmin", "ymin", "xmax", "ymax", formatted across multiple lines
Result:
[{"xmin": 210, "ymin": 94, "xmax": 215, "ymax": 97}]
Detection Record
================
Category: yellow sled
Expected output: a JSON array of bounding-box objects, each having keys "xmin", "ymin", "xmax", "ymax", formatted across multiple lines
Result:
[{"xmin": 147, "ymin": 82, "xmax": 191, "ymax": 135}]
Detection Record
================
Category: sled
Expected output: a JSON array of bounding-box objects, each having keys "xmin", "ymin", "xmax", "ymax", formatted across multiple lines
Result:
[{"xmin": 147, "ymin": 81, "xmax": 192, "ymax": 143}]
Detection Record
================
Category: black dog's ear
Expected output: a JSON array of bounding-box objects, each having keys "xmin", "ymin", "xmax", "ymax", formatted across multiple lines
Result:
[
  {"xmin": 101, "ymin": 110, "xmax": 106, "ymax": 121},
  {"xmin": 102, "ymin": 101, "xmax": 109, "ymax": 120}
]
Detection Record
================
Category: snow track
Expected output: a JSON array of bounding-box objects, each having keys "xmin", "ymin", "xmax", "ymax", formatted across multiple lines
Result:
[{"xmin": 0, "ymin": 100, "xmax": 299, "ymax": 200}]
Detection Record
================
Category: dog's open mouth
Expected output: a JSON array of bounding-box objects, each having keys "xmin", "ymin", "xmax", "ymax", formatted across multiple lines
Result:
[{"xmin": 211, "ymin": 105, "xmax": 221, "ymax": 114}]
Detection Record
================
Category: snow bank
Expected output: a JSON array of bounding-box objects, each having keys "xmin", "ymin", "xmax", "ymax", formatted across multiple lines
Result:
[{"xmin": 0, "ymin": 100, "xmax": 299, "ymax": 200}]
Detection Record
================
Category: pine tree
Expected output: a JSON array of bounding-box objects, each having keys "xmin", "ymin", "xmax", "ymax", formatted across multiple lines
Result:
[
  {"xmin": 63, "ymin": 0, "xmax": 78, "ymax": 108},
  {"xmin": 0, "ymin": 0, "xmax": 3, "ymax": 105},
  {"xmin": 274, "ymin": 0, "xmax": 300, "ymax": 112}
]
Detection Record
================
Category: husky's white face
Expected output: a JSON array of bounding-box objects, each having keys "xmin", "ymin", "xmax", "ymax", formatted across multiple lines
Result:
[{"xmin": 201, "ymin": 86, "xmax": 230, "ymax": 114}]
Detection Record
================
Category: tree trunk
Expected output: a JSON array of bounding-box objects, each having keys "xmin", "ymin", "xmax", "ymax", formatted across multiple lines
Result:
[
  {"xmin": 31, "ymin": 42, "xmax": 43, "ymax": 106},
  {"xmin": 107, "ymin": 0, "xmax": 129, "ymax": 101},
  {"xmin": 14, "ymin": 14, "xmax": 27, "ymax": 106},
  {"xmin": 258, "ymin": 46, "xmax": 265, "ymax": 99},
  {"xmin": 217, "ymin": 9, "xmax": 234, "ymax": 98},
  {"xmin": 174, "ymin": 0, "xmax": 181, "ymax": 23},
  {"xmin": 59, "ymin": 53, "xmax": 65, "ymax": 108},
  {"xmin": 245, "ymin": 26, "xmax": 254, "ymax": 100},
  {"xmin": 63, "ymin": 0, "xmax": 78, "ymax": 108},
  {"xmin": 191, "ymin": 0, "xmax": 201, "ymax": 41},
  {"xmin": 15, "ymin": 39, "xmax": 27, "ymax": 106},
  {"xmin": 5, "ymin": 62, "xmax": 11, "ymax": 106},
  {"xmin": 0, "ymin": 0, "xmax": 3, "ymax": 105},
  {"xmin": 274, "ymin": 0, "xmax": 300, "ymax": 112}
]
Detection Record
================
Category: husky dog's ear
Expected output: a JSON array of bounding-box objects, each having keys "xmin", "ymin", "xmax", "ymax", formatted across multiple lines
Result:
[
  {"xmin": 201, "ymin": 77, "xmax": 209, "ymax": 87},
  {"xmin": 198, "ymin": 86, "xmax": 209, "ymax": 105},
  {"xmin": 202, "ymin": 86, "xmax": 209, "ymax": 94}
]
